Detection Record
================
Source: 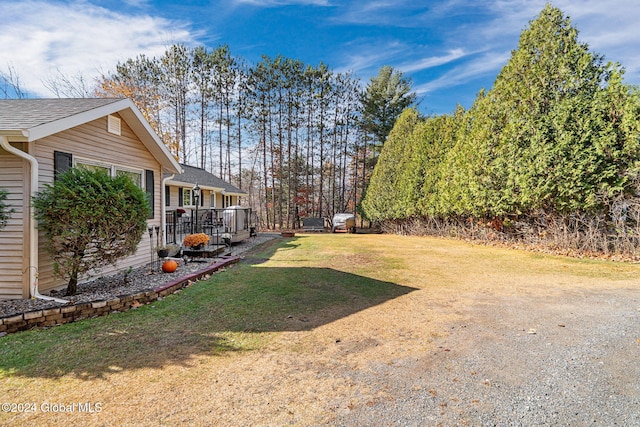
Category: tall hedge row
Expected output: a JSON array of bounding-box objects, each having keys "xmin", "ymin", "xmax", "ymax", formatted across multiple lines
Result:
[{"xmin": 362, "ymin": 5, "xmax": 640, "ymax": 236}]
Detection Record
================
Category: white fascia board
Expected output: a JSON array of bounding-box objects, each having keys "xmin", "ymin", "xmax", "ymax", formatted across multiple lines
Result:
[
  {"xmin": 165, "ymin": 179, "xmax": 225, "ymax": 192},
  {"xmin": 0, "ymin": 130, "xmax": 27, "ymax": 141}
]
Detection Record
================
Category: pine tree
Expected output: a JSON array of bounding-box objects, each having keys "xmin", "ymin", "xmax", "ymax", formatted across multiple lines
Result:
[{"xmin": 360, "ymin": 66, "xmax": 417, "ymax": 151}]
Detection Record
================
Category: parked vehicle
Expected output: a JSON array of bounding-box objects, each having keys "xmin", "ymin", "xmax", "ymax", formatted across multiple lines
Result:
[{"xmin": 332, "ymin": 213, "xmax": 356, "ymax": 233}]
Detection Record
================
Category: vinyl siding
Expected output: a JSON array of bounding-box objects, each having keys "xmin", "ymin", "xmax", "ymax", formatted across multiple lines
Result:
[
  {"xmin": 0, "ymin": 151, "xmax": 28, "ymax": 299},
  {"xmin": 166, "ymin": 185, "xmax": 184, "ymax": 211},
  {"xmin": 31, "ymin": 114, "xmax": 163, "ymax": 293},
  {"xmin": 166, "ymin": 186, "xmax": 216, "ymax": 211},
  {"xmin": 213, "ymin": 193, "xmax": 239, "ymax": 209}
]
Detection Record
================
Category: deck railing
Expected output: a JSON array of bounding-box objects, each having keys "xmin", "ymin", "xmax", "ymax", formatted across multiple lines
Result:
[{"xmin": 165, "ymin": 207, "xmax": 253, "ymax": 245}]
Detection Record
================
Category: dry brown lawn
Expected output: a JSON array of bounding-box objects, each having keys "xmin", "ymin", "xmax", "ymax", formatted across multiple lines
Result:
[{"xmin": 1, "ymin": 233, "xmax": 638, "ymax": 426}]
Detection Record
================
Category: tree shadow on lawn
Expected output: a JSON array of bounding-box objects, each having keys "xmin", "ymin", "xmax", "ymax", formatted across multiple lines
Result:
[{"xmin": 0, "ymin": 238, "xmax": 416, "ymax": 380}]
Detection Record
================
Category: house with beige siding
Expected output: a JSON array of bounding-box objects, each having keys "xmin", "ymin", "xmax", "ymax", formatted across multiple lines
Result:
[
  {"xmin": 0, "ymin": 98, "xmax": 182, "ymax": 300},
  {"xmin": 165, "ymin": 164, "xmax": 247, "ymax": 212}
]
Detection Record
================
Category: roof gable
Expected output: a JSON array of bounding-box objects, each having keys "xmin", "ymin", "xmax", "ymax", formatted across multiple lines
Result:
[
  {"xmin": 167, "ymin": 164, "xmax": 247, "ymax": 196},
  {"xmin": 0, "ymin": 98, "xmax": 181, "ymax": 174},
  {"xmin": 0, "ymin": 98, "xmax": 121, "ymax": 132}
]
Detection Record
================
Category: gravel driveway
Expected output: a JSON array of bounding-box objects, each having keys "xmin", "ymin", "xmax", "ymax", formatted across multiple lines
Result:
[{"xmin": 332, "ymin": 287, "xmax": 640, "ymax": 426}]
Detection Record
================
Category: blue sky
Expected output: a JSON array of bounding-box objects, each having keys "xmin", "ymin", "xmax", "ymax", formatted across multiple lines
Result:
[{"xmin": 1, "ymin": 0, "xmax": 639, "ymax": 115}]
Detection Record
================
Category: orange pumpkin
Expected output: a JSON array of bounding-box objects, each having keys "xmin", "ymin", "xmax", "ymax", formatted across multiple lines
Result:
[{"xmin": 162, "ymin": 259, "xmax": 178, "ymax": 273}]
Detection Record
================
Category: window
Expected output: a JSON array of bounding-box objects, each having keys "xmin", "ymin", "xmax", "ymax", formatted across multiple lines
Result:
[
  {"xmin": 182, "ymin": 188, "xmax": 192, "ymax": 206},
  {"xmin": 145, "ymin": 170, "xmax": 154, "ymax": 219},
  {"xmin": 75, "ymin": 158, "xmax": 143, "ymax": 188},
  {"xmin": 117, "ymin": 169, "xmax": 142, "ymax": 187},
  {"xmin": 76, "ymin": 161, "xmax": 110, "ymax": 175},
  {"xmin": 54, "ymin": 151, "xmax": 73, "ymax": 179}
]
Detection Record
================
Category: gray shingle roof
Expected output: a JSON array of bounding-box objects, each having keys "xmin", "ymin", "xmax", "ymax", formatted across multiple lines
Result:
[
  {"xmin": 0, "ymin": 98, "xmax": 123, "ymax": 130},
  {"xmin": 168, "ymin": 164, "xmax": 247, "ymax": 195}
]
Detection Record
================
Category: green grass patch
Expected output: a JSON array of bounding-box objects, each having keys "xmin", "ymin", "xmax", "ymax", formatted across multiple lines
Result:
[{"xmin": 0, "ymin": 235, "xmax": 414, "ymax": 380}]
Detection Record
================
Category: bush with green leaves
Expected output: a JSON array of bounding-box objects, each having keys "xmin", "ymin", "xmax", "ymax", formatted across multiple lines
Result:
[
  {"xmin": 32, "ymin": 167, "xmax": 150, "ymax": 295},
  {"xmin": 361, "ymin": 5, "xmax": 640, "ymax": 255},
  {"xmin": 0, "ymin": 189, "xmax": 13, "ymax": 230},
  {"xmin": 364, "ymin": 5, "xmax": 640, "ymax": 220}
]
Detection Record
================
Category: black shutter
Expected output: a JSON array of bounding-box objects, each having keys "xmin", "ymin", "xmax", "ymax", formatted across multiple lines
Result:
[
  {"xmin": 145, "ymin": 169, "xmax": 154, "ymax": 219},
  {"xmin": 54, "ymin": 151, "xmax": 72, "ymax": 179},
  {"xmin": 165, "ymin": 185, "xmax": 170, "ymax": 206},
  {"xmin": 178, "ymin": 188, "xmax": 184, "ymax": 207}
]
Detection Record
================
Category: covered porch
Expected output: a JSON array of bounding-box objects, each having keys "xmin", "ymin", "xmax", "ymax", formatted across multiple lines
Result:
[{"xmin": 165, "ymin": 206, "xmax": 255, "ymax": 248}]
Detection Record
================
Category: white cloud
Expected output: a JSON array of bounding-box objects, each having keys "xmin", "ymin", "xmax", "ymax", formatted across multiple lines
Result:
[
  {"xmin": 123, "ymin": 0, "xmax": 151, "ymax": 7},
  {"xmin": 414, "ymin": 51, "xmax": 510, "ymax": 95},
  {"xmin": 400, "ymin": 49, "xmax": 469, "ymax": 74},
  {"xmin": 552, "ymin": 0, "xmax": 640, "ymax": 80},
  {"xmin": 336, "ymin": 39, "xmax": 409, "ymax": 75},
  {"xmin": 332, "ymin": 1, "xmax": 428, "ymax": 27},
  {"xmin": 0, "ymin": 0, "xmax": 196, "ymax": 97}
]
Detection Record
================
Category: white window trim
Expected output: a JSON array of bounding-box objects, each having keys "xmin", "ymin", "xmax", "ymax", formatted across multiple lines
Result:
[
  {"xmin": 182, "ymin": 187, "xmax": 192, "ymax": 207},
  {"xmin": 74, "ymin": 157, "xmax": 144, "ymax": 187},
  {"xmin": 75, "ymin": 158, "xmax": 110, "ymax": 172}
]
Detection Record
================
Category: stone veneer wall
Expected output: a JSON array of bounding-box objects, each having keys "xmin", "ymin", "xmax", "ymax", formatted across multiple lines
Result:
[{"xmin": 0, "ymin": 256, "xmax": 239, "ymax": 335}]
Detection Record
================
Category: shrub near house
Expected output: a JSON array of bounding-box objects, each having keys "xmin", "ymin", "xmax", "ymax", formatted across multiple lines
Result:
[{"xmin": 32, "ymin": 168, "xmax": 150, "ymax": 296}]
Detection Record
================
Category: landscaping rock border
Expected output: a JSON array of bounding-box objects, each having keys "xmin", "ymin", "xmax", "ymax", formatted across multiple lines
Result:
[{"xmin": 0, "ymin": 256, "xmax": 239, "ymax": 335}]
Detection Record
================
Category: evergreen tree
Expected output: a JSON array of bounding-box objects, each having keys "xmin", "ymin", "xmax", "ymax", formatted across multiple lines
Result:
[
  {"xmin": 408, "ymin": 109, "xmax": 462, "ymax": 218},
  {"xmin": 469, "ymin": 4, "xmax": 638, "ymax": 215},
  {"xmin": 361, "ymin": 108, "xmax": 421, "ymax": 221},
  {"xmin": 363, "ymin": 3, "xmax": 640, "ymax": 248},
  {"xmin": 359, "ymin": 66, "xmax": 417, "ymax": 151}
]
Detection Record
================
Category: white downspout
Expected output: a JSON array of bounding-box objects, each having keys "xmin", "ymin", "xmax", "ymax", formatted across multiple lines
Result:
[
  {"xmin": 161, "ymin": 173, "xmax": 175, "ymax": 246},
  {"xmin": 0, "ymin": 136, "xmax": 68, "ymax": 304}
]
